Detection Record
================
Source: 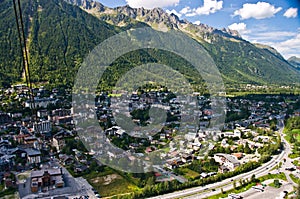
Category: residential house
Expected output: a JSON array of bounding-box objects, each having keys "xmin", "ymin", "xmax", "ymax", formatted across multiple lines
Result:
[
  {"xmin": 0, "ymin": 155, "xmax": 15, "ymax": 171},
  {"xmin": 218, "ymin": 165, "xmax": 230, "ymax": 173},
  {"xmin": 14, "ymin": 129, "xmax": 32, "ymax": 144},
  {"xmin": 24, "ymin": 136, "xmax": 38, "ymax": 147},
  {"xmin": 37, "ymin": 110, "xmax": 49, "ymax": 119},
  {"xmin": 182, "ymin": 154, "xmax": 193, "ymax": 163},
  {"xmin": 25, "ymin": 97, "xmax": 57, "ymax": 109},
  {"xmin": 51, "ymin": 108, "xmax": 71, "ymax": 117},
  {"xmin": 214, "ymin": 153, "xmax": 240, "ymax": 171},
  {"xmin": 232, "ymin": 153, "xmax": 244, "ymax": 160},
  {"xmin": 105, "ymin": 126, "xmax": 125, "ymax": 137},
  {"xmin": 0, "ymin": 113, "xmax": 11, "ymax": 124},
  {"xmin": 53, "ymin": 116, "xmax": 73, "ymax": 125},
  {"xmin": 185, "ymin": 132, "xmax": 197, "ymax": 142},
  {"xmin": 52, "ymin": 130, "xmax": 73, "ymax": 152},
  {"xmin": 74, "ymin": 164, "xmax": 88, "ymax": 173},
  {"xmin": 24, "ymin": 148, "xmax": 41, "ymax": 164},
  {"xmin": 58, "ymin": 154, "xmax": 74, "ymax": 166}
]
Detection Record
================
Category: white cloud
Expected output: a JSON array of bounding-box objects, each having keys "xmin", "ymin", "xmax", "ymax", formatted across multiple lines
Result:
[
  {"xmin": 180, "ymin": 6, "xmax": 191, "ymax": 15},
  {"xmin": 180, "ymin": 0, "xmax": 223, "ymax": 17},
  {"xmin": 193, "ymin": 21, "xmax": 201, "ymax": 25},
  {"xmin": 126, "ymin": 0, "xmax": 180, "ymax": 9},
  {"xmin": 267, "ymin": 34, "xmax": 300, "ymax": 58},
  {"xmin": 250, "ymin": 31, "xmax": 297, "ymax": 41},
  {"xmin": 166, "ymin": 9, "xmax": 182, "ymax": 18},
  {"xmin": 233, "ymin": 2, "xmax": 282, "ymax": 20},
  {"xmin": 244, "ymin": 29, "xmax": 298, "ymax": 42},
  {"xmin": 283, "ymin": 8, "xmax": 298, "ymax": 18},
  {"xmin": 242, "ymin": 29, "xmax": 300, "ymax": 59},
  {"xmin": 228, "ymin": 22, "xmax": 248, "ymax": 34}
]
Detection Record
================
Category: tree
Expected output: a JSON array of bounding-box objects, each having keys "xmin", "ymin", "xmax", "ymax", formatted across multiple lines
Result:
[
  {"xmin": 233, "ymin": 180, "xmax": 237, "ymax": 189},
  {"xmin": 221, "ymin": 187, "xmax": 225, "ymax": 194},
  {"xmin": 225, "ymin": 147, "xmax": 231, "ymax": 154},
  {"xmin": 297, "ymin": 180, "xmax": 300, "ymax": 199},
  {"xmin": 237, "ymin": 144, "xmax": 244, "ymax": 153},
  {"xmin": 273, "ymin": 179, "xmax": 281, "ymax": 188},
  {"xmin": 244, "ymin": 142, "xmax": 252, "ymax": 154},
  {"xmin": 239, "ymin": 179, "xmax": 243, "ymax": 187},
  {"xmin": 251, "ymin": 174, "xmax": 256, "ymax": 183},
  {"xmin": 146, "ymin": 177, "xmax": 155, "ymax": 186},
  {"xmin": 290, "ymin": 135, "xmax": 296, "ymax": 143}
]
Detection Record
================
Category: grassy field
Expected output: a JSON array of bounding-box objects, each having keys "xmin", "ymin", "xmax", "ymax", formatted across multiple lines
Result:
[
  {"xmin": 291, "ymin": 129, "xmax": 300, "ymax": 141},
  {"xmin": 258, "ymin": 172, "xmax": 287, "ymax": 182},
  {"xmin": 207, "ymin": 182, "xmax": 256, "ymax": 199},
  {"xmin": 84, "ymin": 167, "xmax": 140, "ymax": 197},
  {"xmin": 88, "ymin": 174, "xmax": 138, "ymax": 197},
  {"xmin": 17, "ymin": 175, "xmax": 27, "ymax": 181},
  {"xmin": 284, "ymin": 129, "xmax": 300, "ymax": 142},
  {"xmin": 288, "ymin": 153, "xmax": 300, "ymax": 159},
  {"xmin": 289, "ymin": 174, "xmax": 300, "ymax": 184},
  {"xmin": 284, "ymin": 129, "xmax": 300, "ymax": 159},
  {"xmin": 177, "ymin": 167, "xmax": 200, "ymax": 180},
  {"xmin": 269, "ymin": 181, "xmax": 282, "ymax": 188},
  {"xmin": 293, "ymin": 160, "xmax": 300, "ymax": 166}
]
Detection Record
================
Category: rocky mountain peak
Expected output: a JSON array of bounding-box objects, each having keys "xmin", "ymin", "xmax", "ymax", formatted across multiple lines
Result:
[
  {"xmin": 114, "ymin": 5, "xmax": 184, "ymax": 29},
  {"xmin": 64, "ymin": 0, "xmax": 105, "ymax": 11},
  {"xmin": 64, "ymin": 0, "xmax": 242, "ymax": 39},
  {"xmin": 288, "ymin": 56, "xmax": 300, "ymax": 70},
  {"xmin": 222, "ymin": 28, "xmax": 241, "ymax": 38}
]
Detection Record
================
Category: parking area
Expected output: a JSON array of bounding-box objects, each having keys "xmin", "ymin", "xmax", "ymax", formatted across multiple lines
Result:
[{"xmin": 239, "ymin": 182, "xmax": 294, "ymax": 199}]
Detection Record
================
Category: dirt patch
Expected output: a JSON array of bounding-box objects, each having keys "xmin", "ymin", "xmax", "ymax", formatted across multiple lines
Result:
[{"xmin": 91, "ymin": 174, "xmax": 121, "ymax": 185}]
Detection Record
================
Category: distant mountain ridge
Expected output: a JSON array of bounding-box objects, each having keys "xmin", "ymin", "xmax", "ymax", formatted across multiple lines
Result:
[
  {"xmin": 0, "ymin": 0, "xmax": 299, "ymax": 89},
  {"xmin": 64, "ymin": 0, "xmax": 300, "ymax": 86},
  {"xmin": 65, "ymin": 0, "xmax": 242, "ymax": 40},
  {"xmin": 288, "ymin": 56, "xmax": 300, "ymax": 70}
]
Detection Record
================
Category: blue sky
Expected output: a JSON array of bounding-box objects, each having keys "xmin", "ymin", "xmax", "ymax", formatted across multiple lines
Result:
[{"xmin": 97, "ymin": 0, "xmax": 300, "ymax": 59}]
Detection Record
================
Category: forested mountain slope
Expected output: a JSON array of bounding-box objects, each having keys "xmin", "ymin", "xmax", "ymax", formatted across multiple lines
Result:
[{"xmin": 0, "ymin": 0, "xmax": 299, "ymax": 89}]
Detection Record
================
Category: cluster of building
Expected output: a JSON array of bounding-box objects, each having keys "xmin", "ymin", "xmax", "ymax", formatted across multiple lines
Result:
[
  {"xmin": 92, "ymin": 90, "xmax": 297, "ymax": 180},
  {"xmin": 0, "ymin": 85, "xmax": 82, "ymax": 197},
  {"xmin": 0, "ymin": 83, "xmax": 299, "ymax": 197}
]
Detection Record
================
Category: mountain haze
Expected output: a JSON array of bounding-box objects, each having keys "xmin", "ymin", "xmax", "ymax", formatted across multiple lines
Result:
[
  {"xmin": 288, "ymin": 56, "xmax": 300, "ymax": 70},
  {"xmin": 0, "ymin": 0, "xmax": 299, "ymax": 89}
]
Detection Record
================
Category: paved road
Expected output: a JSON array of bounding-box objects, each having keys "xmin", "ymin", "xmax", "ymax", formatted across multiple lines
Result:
[
  {"xmin": 277, "ymin": 119, "xmax": 298, "ymax": 187},
  {"xmin": 149, "ymin": 120, "xmax": 292, "ymax": 199}
]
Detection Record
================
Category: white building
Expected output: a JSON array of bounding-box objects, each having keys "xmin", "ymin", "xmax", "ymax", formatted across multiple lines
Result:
[
  {"xmin": 234, "ymin": 129, "xmax": 241, "ymax": 138},
  {"xmin": 214, "ymin": 153, "xmax": 240, "ymax": 171},
  {"xmin": 185, "ymin": 132, "xmax": 197, "ymax": 142},
  {"xmin": 24, "ymin": 148, "xmax": 41, "ymax": 164},
  {"xmin": 25, "ymin": 97, "xmax": 57, "ymax": 109},
  {"xmin": 33, "ymin": 120, "xmax": 52, "ymax": 134}
]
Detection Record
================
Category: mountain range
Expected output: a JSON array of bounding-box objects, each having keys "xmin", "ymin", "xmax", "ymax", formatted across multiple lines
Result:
[{"xmin": 0, "ymin": 0, "xmax": 299, "ymax": 89}]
